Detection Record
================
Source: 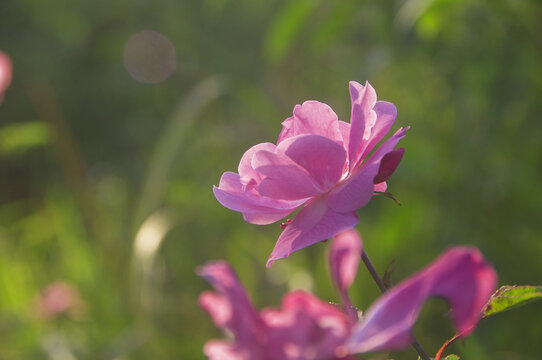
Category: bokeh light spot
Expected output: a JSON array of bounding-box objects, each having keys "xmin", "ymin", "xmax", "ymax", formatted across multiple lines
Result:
[{"xmin": 123, "ymin": 30, "xmax": 176, "ymax": 84}]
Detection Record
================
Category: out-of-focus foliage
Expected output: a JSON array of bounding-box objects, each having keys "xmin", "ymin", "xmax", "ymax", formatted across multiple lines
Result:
[{"xmin": 0, "ymin": 0, "xmax": 541, "ymax": 359}]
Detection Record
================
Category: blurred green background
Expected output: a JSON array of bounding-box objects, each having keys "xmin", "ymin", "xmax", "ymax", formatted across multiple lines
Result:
[{"xmin": 0, "ymin": 0, "xmax": 541, "ymax": 359}]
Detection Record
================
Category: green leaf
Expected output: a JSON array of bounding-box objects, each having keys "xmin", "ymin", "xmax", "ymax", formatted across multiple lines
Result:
[
  {"xmin": 443, "ymin": 355, "xmax": 460, "ymax": 360},
  {"xmin": 416, "ymin": 355, "xmax": 460, "ymax": 360},
  {"xmin": 483, "ymin": 285, "xmax": 542, "ymax": 318}
]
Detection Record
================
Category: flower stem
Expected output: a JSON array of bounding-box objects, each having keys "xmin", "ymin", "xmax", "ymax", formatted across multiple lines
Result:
[
  {"xmin": 360, "ymin": 250, "xmax": 387, "ymax": 293},
  {"xmin": 361, "ymin": 250, "xmax": 431, "ymax": 360}
]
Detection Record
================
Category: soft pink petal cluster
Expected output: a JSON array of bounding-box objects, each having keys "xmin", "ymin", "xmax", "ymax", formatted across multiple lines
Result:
[
  {"xmin": 199, "ymin": 261, "xmax": 354, "ymax": 360},
  {"xmin": 199, "ymin": 230, "xmax": 497, "ymax": 359},
  {"xmin": 0, "ymin": 51, "xmax": 12, "ymax": 104},
  {"xmin": 214, "ymin": 81, "xmax": 408, "ymax": 267}
]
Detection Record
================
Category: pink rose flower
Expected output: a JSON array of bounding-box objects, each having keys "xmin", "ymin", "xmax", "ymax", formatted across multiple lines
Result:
[
  {"xmin": 0, "ymin": 51, "xmax": 13, "ymax": 104},
  {"xmin": 199, "ymin": 230, "xmax": 497, "ymax": 359},
  {"xmin": 213, "ymin": 81, "xmax": 408, "ymax": 267}
]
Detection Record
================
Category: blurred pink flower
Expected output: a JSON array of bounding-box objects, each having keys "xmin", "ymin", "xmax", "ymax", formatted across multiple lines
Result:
[
  {"xmin": 198, "ymin": 261, "xmax": 355, "ymax": 360},
  {"xmin": 213, "ymin": 81, "xmax": 408, "ymax": 267},
  {"xmin": 199, "ymin": 230, "xmax": 497, "ymax": 359},
  {"xmin": 0, "ymin": 51, "xmax": 13, "ymax": 104},
  {"xmin": 34, "ymin": 282, "xmax": 83, "ymax": 319}
]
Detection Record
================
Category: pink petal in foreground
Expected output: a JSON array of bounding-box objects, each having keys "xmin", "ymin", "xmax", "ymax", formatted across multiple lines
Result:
[
  {"xmin": 199, "ymin": 262, "xmax": 356, "ymax": 360},
  {"xmin": 329, "ymin": 230, "xmax": 363, "ymax": 321},
  {"xmin": 345, "ymin": 247, "xmax": 497, "ymax": 354},
  {"xmin": 261, "ymin": 291, "xmax": 353, "ymax": 360},
  {"xmin": 203, "ymin": 340, "xmax": 242, "ymax": 360},
  {"xmin": 267, "ymin": 197, "xmax": 358, "ymax": 267},
  {"xmin": 197, "ymin": 261, "xmax": 265, "ymax": 345}
]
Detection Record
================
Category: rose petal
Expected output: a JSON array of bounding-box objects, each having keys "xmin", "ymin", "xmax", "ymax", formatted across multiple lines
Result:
[
  {"xmin": 262, "ymin": 291, "xmax": 348, "ymax": 330},
  {"xmin": 213, "ymin": 172, "xmax": 303, "ymax": 224},
  {"xmin": 200, "ymin": 264, "xmax": 354, "ymax": 360},
  {"xmin": 363, "ymin": 127, "xmax": 409, "ymax": 171},
  {"xmin": 238, "ymin": 142, "xmax": 277, "ymax": 186},
  {"xmin": 254, "ymin": 150, "xmax": 322, "ymax": 200},
  {"xmin": 327, "ymin": 127, "xmax": 408, "ymax": 213},
  {"xmin": 338, "ymin": 120, "xmax": 351, "ymax": 155},
  {"xmin": 373, "ymin": 148, "xmax": 404, "ymax": 184},
  {"xmin": 267, "ymin": 197, "xmax": 358, "ymax": 267},
  {"xmin": 277, "ymin": 134, "xmax": 347, "ymax": 192},
  {"xmin": 329, "ymin": 230, "xmax": 363, "ymax": 321},
  {"xmin": 242, "ymin": 211, "xmax": 296, "ymax": 225},
  {"xmin": 329, "ymin": 230, "xmax": 363, "ymax": 295},
  {"xmin": 213, "ymin": 184, "xmax": 298, "ymax": 224},
  {"xmin": 203, "ymin": 341, "xmax": 242, "ymax": 360},
  {"xmin": 373, "ymin": 182, "xmax": 387, "ymax": 192},
  {"xmin": 345, "ymin": 247, "xmax": 497, "ymax": 354},
  {"xmin": 262, "ymin": 290, "xmax": 351, "ymax": 359},
  {"xmin": 347, "ymin": 81, "xmax": 377, "ymax": 168},
  {"xmin": 358, "ymin": 101, "xmax": 397, "ymax": 161},
  {"xmin": 277, "ymin": 101, "xmax": 343, "ymax": 145},
  {"xmin": 197, "ymin": 261, "xmax": 264, "ymax": 344},
  {"xmin": 199, "ymin": 291, "xmax": 232, "ymax": 329},
  {"xmin": 326, "ymin": 167, "xmax": 377, "ymax": 214}
]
